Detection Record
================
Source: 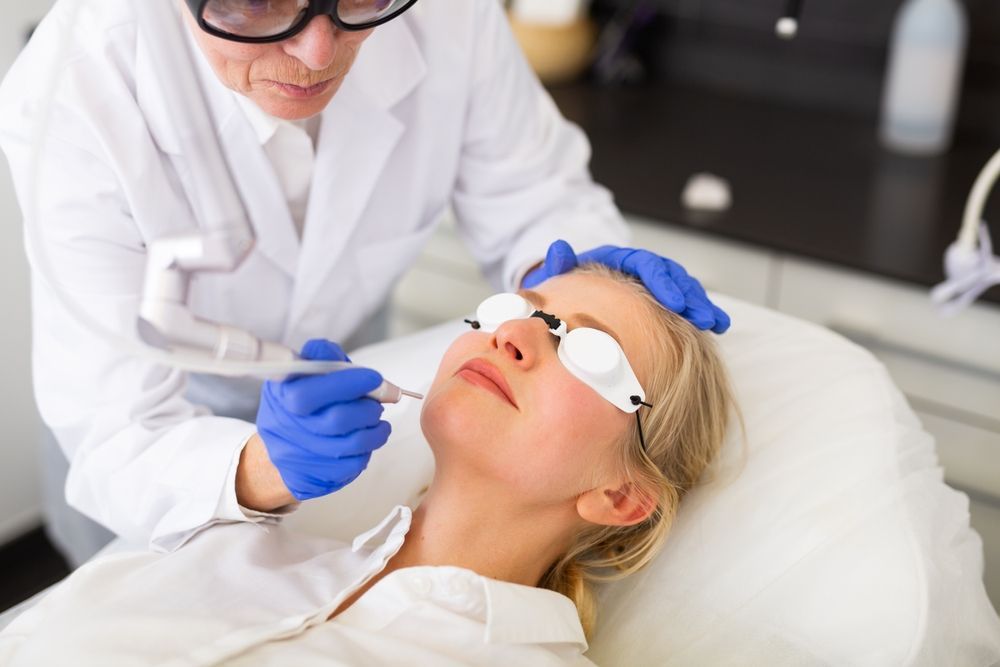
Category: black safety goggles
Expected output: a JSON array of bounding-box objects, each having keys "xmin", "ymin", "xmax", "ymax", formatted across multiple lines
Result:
[{"xmin": 184, "ymin": 0, "xmax": 419, "ymax": 44}]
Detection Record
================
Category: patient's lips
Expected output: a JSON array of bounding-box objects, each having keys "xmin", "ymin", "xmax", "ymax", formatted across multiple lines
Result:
[{"xmin": 456, "ymin": 358, "xmax": 518, "ymax": 408}]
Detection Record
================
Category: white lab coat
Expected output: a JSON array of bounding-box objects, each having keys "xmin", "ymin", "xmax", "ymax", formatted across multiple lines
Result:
[{"xmin": 0, "ymin": 0, "xmax": 629, "ymax": 551}]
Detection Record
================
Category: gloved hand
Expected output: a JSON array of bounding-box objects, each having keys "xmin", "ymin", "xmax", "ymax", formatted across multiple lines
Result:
[
  {"xmin": 522, "ymin": 239, "xmax": 731, "ymax": 334},
  {"xmin": 256, "ymin": 339, "xmax": 391, "ymax": 501}
]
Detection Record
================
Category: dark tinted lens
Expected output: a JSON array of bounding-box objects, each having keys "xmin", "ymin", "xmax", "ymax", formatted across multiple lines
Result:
[
  {"xmin": 336, "ymin": 0, "xmax": 412, "ymax": 26},
  {"xmin": 202, "ymin": 0, "xmax": 310, "ymax": 38}
]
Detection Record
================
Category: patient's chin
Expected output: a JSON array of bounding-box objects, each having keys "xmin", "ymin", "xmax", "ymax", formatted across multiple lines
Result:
[{"xmin": 420, "ymin": 377, "xmax": 505, "ymax": 456}]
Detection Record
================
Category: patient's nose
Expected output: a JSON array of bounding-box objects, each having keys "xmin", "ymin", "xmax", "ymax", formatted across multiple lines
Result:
[{"xmin": 492, "ymin": 318, "xmax": 550, "ymax": 366}]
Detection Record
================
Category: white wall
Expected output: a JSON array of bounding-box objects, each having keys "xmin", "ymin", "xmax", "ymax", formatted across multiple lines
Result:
[{"xmin": 0, "ymin": 0, "xmax": 55, "ymax": 542}]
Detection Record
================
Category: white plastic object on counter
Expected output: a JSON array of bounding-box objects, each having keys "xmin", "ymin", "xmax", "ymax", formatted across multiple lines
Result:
[
  {"xmin": 775, "ymin": 0, "xmax": 803, "ymax": 40},
  {"xmin": 880, "ymin": 0, "xmax": 968, "ymax": 156},
  {"xmin": 775, "ymin": 17, "xmax": 798, "ymax": 40},
  {"xmin": 681, "ymin": 173, "xmax": 733, "ymax": 213}
]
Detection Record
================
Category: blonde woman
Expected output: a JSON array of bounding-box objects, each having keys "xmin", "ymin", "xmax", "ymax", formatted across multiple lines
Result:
[{"xmin": 0, "ymin": 265, "xmax": 735, "ymax": 666}]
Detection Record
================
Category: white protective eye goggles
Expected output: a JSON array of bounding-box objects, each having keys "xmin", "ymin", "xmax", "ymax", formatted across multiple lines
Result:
[{"xmin": 464, "ymin": 293, "xmax": 650, "ymax": 415}]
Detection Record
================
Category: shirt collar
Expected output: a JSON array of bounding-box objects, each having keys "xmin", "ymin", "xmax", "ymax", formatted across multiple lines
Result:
[
  {"xmin": 482, "ymin": 577, "xmax": 589, "ymax": 651},
  {"xmin": 351, "ymin": 505, "xmax": 413, "ymax": 553},
  {"xmin": 232, "ymin": 91, "xmax": 284, "ymax": 146},
  {"xmin": 347, "ymin": 506, "xmax": 588, "ymax": 651}
]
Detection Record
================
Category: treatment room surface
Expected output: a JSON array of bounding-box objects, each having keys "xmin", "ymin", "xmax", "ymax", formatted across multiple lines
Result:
[{"xmin": 549, "ymin": 82, "xmax": 1000, "ymax": 306}]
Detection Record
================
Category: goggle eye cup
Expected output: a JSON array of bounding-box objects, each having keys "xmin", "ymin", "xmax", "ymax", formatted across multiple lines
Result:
[
  {"xmin": 473, "ymin": 293, "xmax": 535, "ymax": 333},
  {"xmin": 560, "ymin": 328, "xmax": 623, "ymax": 384}
]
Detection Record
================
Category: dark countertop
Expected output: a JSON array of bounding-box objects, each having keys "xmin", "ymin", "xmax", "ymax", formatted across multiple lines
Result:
[{"xmin": 548, "ymin": 82, "xmax": 1000, "ymax": 306}]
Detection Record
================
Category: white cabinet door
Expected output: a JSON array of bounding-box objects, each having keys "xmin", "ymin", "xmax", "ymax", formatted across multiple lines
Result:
[
  {"xmin": 971, "ymin": 499, "xmax": 1000, "ymax": 611},
  {"xmin": 775, "ymin": 257, "xmax": 1000, "ymax": 381}
]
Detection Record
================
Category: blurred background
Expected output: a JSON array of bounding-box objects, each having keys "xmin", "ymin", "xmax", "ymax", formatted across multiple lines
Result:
[{"xmin": 0, "ymin": 0, "xmax": 997, "ymax": 615}]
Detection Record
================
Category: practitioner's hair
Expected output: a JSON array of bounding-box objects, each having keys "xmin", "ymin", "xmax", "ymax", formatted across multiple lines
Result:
[{"xmin": 537, "ymin": 264, "xmax": 737, "ymax": 638}]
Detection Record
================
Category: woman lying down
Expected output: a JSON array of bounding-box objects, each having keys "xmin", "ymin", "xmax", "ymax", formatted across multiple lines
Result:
[{"xmin": 0, "ymin": 265, "xmax": 735, "ymax": 666}]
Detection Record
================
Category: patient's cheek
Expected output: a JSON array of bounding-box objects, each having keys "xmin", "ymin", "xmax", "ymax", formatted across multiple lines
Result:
[{"xmin": 533, "ymin": 379, "xmax": 627, "ymax": 467}]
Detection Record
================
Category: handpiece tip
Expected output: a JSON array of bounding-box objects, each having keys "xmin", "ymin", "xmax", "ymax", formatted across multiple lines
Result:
[{"xmin": 400, "ymin": 389, "xmax": 424, "ymax": 400}]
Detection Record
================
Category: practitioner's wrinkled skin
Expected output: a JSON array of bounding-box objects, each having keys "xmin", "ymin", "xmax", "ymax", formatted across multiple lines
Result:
[{"xmin": 181, "ymin": 4, "xmax": 373, "ymax": 120}]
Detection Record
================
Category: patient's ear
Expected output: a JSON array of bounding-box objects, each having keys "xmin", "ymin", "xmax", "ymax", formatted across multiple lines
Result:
[{"xmin": 577, "ymin": 480, "xmax": 657, "ymax": 527}]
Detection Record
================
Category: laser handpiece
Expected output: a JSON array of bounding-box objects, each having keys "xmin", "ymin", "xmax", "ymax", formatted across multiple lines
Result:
[{"xmin": 293, "ymin": 359, "xmax": 424, "ymax": 404}]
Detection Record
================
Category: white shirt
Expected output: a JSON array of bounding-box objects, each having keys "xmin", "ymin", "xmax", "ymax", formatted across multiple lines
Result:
[
  {"xmin": 0, "ymin": 506, "xmax": 594, "ymax": 666},
  {"xmin": 233, "ymin": 92, "xmax": 319, "ymax": 239}
]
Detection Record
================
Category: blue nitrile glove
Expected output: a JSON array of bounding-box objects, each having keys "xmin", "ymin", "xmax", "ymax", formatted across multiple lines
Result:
[
  {"xmin": 256, "ymin": 339, "xmax": 391, "ymax": 501},
  {"xmin": 522, "ymin": 239, "xmax": 731, "ymax": 334}
]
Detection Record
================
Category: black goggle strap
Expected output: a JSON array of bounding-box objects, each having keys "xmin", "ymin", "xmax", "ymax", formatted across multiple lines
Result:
[
  {"xmin": 630, "ymin": 395, "xmax": 653, "ymax": 452},
  {"xmin": 463, "ymin": 309, "xmax": 563, "ymax": 332},
  {"xmin": 529, "ymin": 310, "xmax": 562, "ymax": 331}
]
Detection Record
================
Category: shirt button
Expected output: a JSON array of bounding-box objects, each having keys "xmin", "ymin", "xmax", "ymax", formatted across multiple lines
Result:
[
  {"xmin": 447, "ymin": 577, "xmax": 470, "ymax": 597},
  {"xmin": 410, "ymin": 575, "xmax": 432, "ymax": 596}
]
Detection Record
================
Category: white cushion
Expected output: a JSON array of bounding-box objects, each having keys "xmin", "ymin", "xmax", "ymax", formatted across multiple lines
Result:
[{"xmin": 285, "ymin": 295, "xmax": 1000, "ymax": 665}]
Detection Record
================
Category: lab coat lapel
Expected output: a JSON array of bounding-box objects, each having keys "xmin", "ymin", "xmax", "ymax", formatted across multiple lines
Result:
[
  {"xmin": 217, "ymin": 110, "xmax": 301, "ymax": 278},
  {"xmin": 136, "ymin": 14, "xmax": 300, "ymax": 279},
  {"xmin": 288, "ymin": 18, "xmax": 426, "ymax": 329}
]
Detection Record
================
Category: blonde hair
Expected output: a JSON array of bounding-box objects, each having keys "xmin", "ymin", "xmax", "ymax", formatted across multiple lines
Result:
[{"xmin": 537, "ymin": 264, "xmax": 737, "ymax": 637}]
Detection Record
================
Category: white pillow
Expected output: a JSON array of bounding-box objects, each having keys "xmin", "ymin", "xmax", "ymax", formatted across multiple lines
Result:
[{"xmin": 285, "ymin": 295, "xmax": 1000, "ymax": 665}]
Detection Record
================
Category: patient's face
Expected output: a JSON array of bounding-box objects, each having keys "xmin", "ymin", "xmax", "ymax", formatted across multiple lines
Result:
[{"xmin": 421, "ymin": 272, "xmax": 652, "ymax": 505}]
